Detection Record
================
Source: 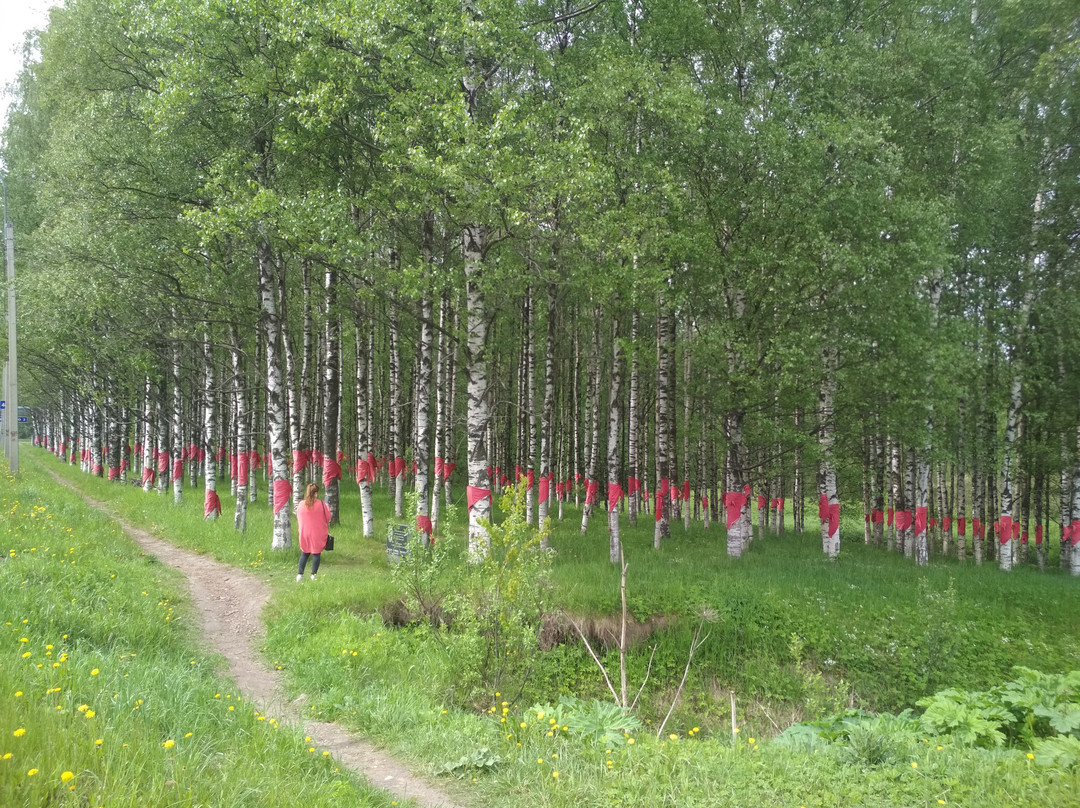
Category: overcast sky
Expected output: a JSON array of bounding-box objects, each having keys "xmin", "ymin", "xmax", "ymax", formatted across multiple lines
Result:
[{"xmin": 1, "ymin": 0, "xmax": 57, "ymax": 142}]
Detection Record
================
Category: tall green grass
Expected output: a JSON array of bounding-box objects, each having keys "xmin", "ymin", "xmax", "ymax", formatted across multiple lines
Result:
[
  {"xmin": 12, "ymin": 450, "xmax": 1080, "ymax": 807},
  {"xmin": 0, "ymin": 463, "xmax": 400, "ymax": 808}
]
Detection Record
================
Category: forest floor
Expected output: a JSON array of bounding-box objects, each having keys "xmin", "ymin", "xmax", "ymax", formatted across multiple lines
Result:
[{"xmin": 46, "ymin": 467, "xmax": 465, "ymax": 808}]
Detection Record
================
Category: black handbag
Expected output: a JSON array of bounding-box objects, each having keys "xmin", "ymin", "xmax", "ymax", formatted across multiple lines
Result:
[{"xmin": 325, "ymin": 534, "xmax": 335, "ymax": 551}]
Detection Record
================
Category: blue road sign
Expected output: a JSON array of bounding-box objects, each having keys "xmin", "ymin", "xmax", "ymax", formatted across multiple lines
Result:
[{"xmin": 17, "ymin": 416, "xmax": 27, "ymax": 423}]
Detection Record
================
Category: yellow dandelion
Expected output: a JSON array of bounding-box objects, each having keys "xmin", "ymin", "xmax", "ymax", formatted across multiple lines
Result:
[
  {"xmin": 94, "ymin": 739, "xmax": 102, "ymax": 747},
  {"xmin": 519, "ymin": 722, "xmax": 527, "ymax": 728},
  {"xmin": 162, "ymin": 739, "xmax": 175, "ymax": 749},
  {"xmin": 627, "ymin": 738, "xmax": 635, "ymax": 745},
  {"xmin": 748, "ymin": 737, "xmax": 755, "ymax": 744},
  {"xmin": 61, "ymin": 771, "xmax": 74, "ymax": 782},
  {"xmin": 1026, "ymin": 753, "xmax": 1034, "ymax": 760},
  {"xmin": 27, "ymin": 768, "xmax": 38, "ymax": 776},
  {"xmin": 14, "ymin": 691, "xmax": 22, "ymax": 697},
  {"xmin": 21, "ymin": 652, "xmax": 30, "ymax": 659},
  {"xmin": 91, "ymin": 669, "xmax": 99, "ymax": 676},
  {"xmin": 13, "ymin": 729, "xmax": 26, "ymax": 738},
  {"xmin": 552, "ymin": 771, "xmax": 559, "ymax": 778},
  {"xmin": 669, "ymin": 733, "xmax": 678, "ymax": 741},
  {"xmin": 85, "ymin": 710, "xmax": 95, "ymax": 719},
  {"xmin": 911, "ymin": 762, "xmax": 918, "ymax": 769}
]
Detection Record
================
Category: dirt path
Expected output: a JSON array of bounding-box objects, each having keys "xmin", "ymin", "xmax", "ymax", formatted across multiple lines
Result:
[{"xmin": 50, "ymin": 471, "xmax": 465, "ymax": 808}]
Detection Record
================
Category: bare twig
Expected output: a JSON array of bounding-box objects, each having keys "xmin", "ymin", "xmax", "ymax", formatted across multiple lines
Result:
[
  {"xmin": 656, "ymin": 617, "xmax": 711, "ymax": 739},
  {"xmin": 571, "ymin": 618, "xmax": 621, "ymax": 704},
  {"xmin": 629, "ymin": 644, "xmax": 657, "ymax": 713}
]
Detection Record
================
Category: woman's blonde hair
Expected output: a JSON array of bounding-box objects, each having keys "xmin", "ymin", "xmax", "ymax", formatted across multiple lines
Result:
[{"xmin": 304, "ymin": 483, "xmax": 319, "ymax": 508}]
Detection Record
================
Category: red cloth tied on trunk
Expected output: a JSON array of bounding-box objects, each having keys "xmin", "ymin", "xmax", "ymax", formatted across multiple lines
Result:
[
  {"xmin": 273, "ymin": 479, "xmax": 292, "ymax": 514},
  {"xmin": 416, "ymin": 514, "xmax": 433, "ymax": 536},
  {"xmin": 515, "ymin": 465, "xmax": 522, "ymax": 482},
  {"xmin": 627, "ymin": 477, "xmax": 641, "ymax": 495},
  {"xmin": 1035, "ymin": 524, "xmax": 1043, "ymax": 545},
  {"xmin": 575, "ymin": 472, "xmax": 581, "ymax": 482},
  {"xmin": 865, "ymin": 513, "xmax": 870, "ymax": 523},
  {"xmin": 527, "ymin": 469, "xmax": 535, "ymax": 491},
  {"xmin": 585, "ymin": 480, "xmax": 599, "ymax": 505},
  {"xmin": 894, "ymin": 510, "xmax": 912, "ymax": 531},
  {"xmin": 826, "ymin": 503, "xmax": 840, "ymax": 538},
  {"xmin": 929, "ymin": 517, "xmax": 937, "ymax": 529},
  {"xmin": 312, "ymin": 450, "xmax": 324, "ymax": 467},
  {"xmin": 943, "ymin": 516, "xmax": 952, "ymax": 531},
  {"xmin": 915, "ymin": 507, "xmax": 928, "ymax": 536},
  {"xmin": 172, "ymin": 459, "xmax": 183, "ymax": 480},
  {"xmin": 204, "ymin": 489, "xmax": 222, "ymax": 518},
  {"xmin": 337, "ymin": 450, "xmax": 345, "ymax": 464},
  {"xmin": 323, "ymin": 459, "xmax": 342, "ymax": 487},
  {"xmin": 818, "ymin": 494, "xmax": 829, "ymax": 523},
  {"xmin": 293, "ymin": 450, "xmax": 309, "ymax": 473},
  {"xmin": 142, "ymin": 467, "xmax": 155, "ymax": 486},
  {"xmin": 655, "ymin": 489, "xmax": 664, "ymax": 522},
  {"xmin": 1021, "ymin": 531, "xmax": 1028, "ymax": 544},
  {"xmin": 724, "ymin": 490, "xmax": 750, "ymax": 530},
  {"xmin": 92, "ymin": 464, "xmax": 103, "ymax": 477},
  {"xmin": 539, "ymin": 475, "xmax": 550, "ymax": 505},
  {"xmin": 251, "ymin": 451, "xmax": 263, "ymax": 470},
  {"xmin": 500, "ymin": 474, "xmax": 509, "ymax": 487},
  {"xmin": 683, "ymin": 481, "xmax": 691, "ymax": 502},
  {"xmin": 434, "ymin": 456, "xmax": 444, "ymax": 478},
  {"xmin": 555, "ymin": 482, "xmax": 564, "ymax": 498},
  {"xmin": 973, "ymin": 518, "xmax": 983, "ymax": 539},
  {"xmin": 121, "ymin": 458, "xmax": 129, "ymax": 472},
  {"xmin": 466, "ymin": 485, "xmax": 491, "ymax": 512},
  {"xmin": 659, "ymin": 478, "xmax": 670, "ymax": 502},
  {"xmin": 70, "ymin": 451, "xmax": 77, "ymax": 464},
  {"xmin": 608, "ymin": 483, "xmax": 623, "ymax": 511},
  {"xmin": 887, "ymin": 508, "xmax": 894, "ymax": 526},
  {"xmin": 229, "ymin": 454, "xmax": 237, "ymax": 479},
  {"xmin": 958, "ymin": 516, "xmax": 966, "ymax": 535},
  {"xmin": 758, "ymin": 495, "xmax": 767, "ymax": 511},
  {"xmin": 1012, "ymin": 521, "xmax": 1020, "ymax": 540},
  {"xmin": 871, "ymin": 509, "xmax": 883, "ymax": 524},
  {"xmin": 157, "ymin": 452, "xmax": 169, "ymax": 474},
  {"xmin": 216, "ymin": 447, "xmax": 226, "ymax": 462},
  {"xmin": 444, "ymin": 462, "xmax": 456, "ymax": 479},
  {"xmin": 998, "ymin": 515, "xmax": 1012, "ymax": 545},
  {"xmin": 701, "ymin": 495, "xmax": 709, "ymax": 510},
  {"xmin": 237, "ymin": 452, "xmax": 250, "ymax": 482},
  {"xmin": 108, "ymin": 467, "xmax": 120, "ymax": 481},
  {"xmin": 395, "ymin": 457, "xmax": 407, "ymax": 478}
]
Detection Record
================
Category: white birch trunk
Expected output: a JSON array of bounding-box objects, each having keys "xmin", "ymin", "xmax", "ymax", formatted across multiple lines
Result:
[
  {"xmin": 414, "ymin": 213, "xmax": 435, "ymax": 540},
  {"xmin": 354, "ymin": 312, "xmax": 374, "ymax": 538},
  {"xmin": 323, "ymin": 262, "xmax": 341, "ymax": 524},
  {"xmin": 606, "ymin": 316, "xmax": 623, "ymax": 563},
  {"xmin": 431, "ymin": 289, "xmax": 447, "ymax": 536},
  {"xmin": 258, "ymin": 237, "xmax": 292, "ymax": 550},
  {"xmin": 818, "ymin": 344, "xmax": 840, "ymax": 560},
  {"xmin": 538, "ymin": 283, "xmax": 556, "ymax": 539},
  {"xmin": 229, "ymin": 324, "xmax": 248, "ymax": 533},
  {"xmin": 142, "ymin": 377, "xmax": 155, "ymax": 493},
  {"xmin": 389, "ymin": 249, "xmax": 404, "ymax": 518},
  {"xmin": 628, "ymin": 308, "xmax": 640, "ymax": 525},
  {"xmin": 580, "ymin": 312, "xmax": 601, "ymax": 534},
  {"xmin": 1070, "ymin": 422, "xmax": 1080, "ymax": 576},
  {"xmin": 203, "ymin": 332, "xmax": 220, "ymax": 521},
  {"xmin": 464, "ymin": 224, "xmax": 491, "ymax": 559},
  {"xmin": 654, "ymin": 304, "xmax": 672, "ymax": 548}
]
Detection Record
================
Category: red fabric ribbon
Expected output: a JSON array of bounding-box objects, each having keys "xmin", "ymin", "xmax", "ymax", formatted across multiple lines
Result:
[
  {"xmin": 818, "ymin": 494, "xmax": 829, "ymax": 523},
  {"xmin": 608, "ymin": 483, "xmax": 623, "ymax": 511},
  {"xmin": 92, "ymin": 464, "xmax": 103, "ymax": 477},
  {"xmin": 1021, "ymin": 531, "xmax": 1028, "ymax": 544},
  {"xmin": 251, "ymin": 450, "xmax": 263, "ymax": 470},
  {"xmin": 216, "ymin": 446, "xmax": 226, "ymax": 462},
  {"xmin": 701, "ymin": 495, "xmax": 709, "ymax": 510},
  {"xmin": 444, "ymin": 461, "xmax": 456, "ymax": 480},
  {"xmin": 142, "ymin": 467, "xmax": 155, "ymax": 486},
  {"xmin": 434, "ymin": 456, "xmax": 444, "ymax": 478},
  {"xmin": 627, "ymin": 477, "xmax": 641, "ymax": 495},
  {"xmin": 894, "ymin": 510, "xmax": 912, "ymax": 531},
  {"xmin": 539, "ymin": 476, "xmax": 550, "ymax": 505},
  {"xmin": 825, "ymin": 503, "xmax": 840, "ymax": 537},
  {"xmin": 660, "ymin": 478, "xmax": 669, "ymax": 501},
  {"xmin": 527, "ymin": 469, "xmax": 535, "ymax": 491},
  {"xmin": 337, "ymin": 450, "xmax": 345, "ymax": 464},
  {"xmin": 724, "ymin": 490, "xmax": 750, "ymax": 530},
  {"xmin": 172, "ymin": 459, "xmax": 183, "ymax": 480},
  {"xmin": 998, "ymin": 515, "xmax": 1012, "ymax": 545},
  {"xmin": 515, "ymin": 465, "xmax": 522, "ymax": 482},
  {"xmin": 204, "ymin": 489, "xmax": 222, "ymax": 518},
  {"xmin": 157, "ymin": 452, "xmax": 170, "ymax": 474},
  {"xmin": 915, "ymin": 507, "xmax": 928, "ymax": 536},
  {"xmin": 237, "ymin": 452, "xmax": 250, "ymax": 481},
  {"xmin": 887, "ymin": 508, "xmax": 894, "ymax": 526},
  {"xmin": 466, "ymin": 485, "xmax": 491, "ymax": 512},
  {"xmin": 108, "ymin": 467, "xmax": 120, "ymax": 481},
  {"xmin": 575, "ymin": 472, "xmax": 581, "ymax": 482},
  {"xmin": 683, "ymin": 481, "xmax": 691, "ymax": 502},
  {"xmin": 943, "ymin": 516, "xmax": 952, "ymax": 531},
  {"xmin": 958, "ymin": 516, "xmax": 966, "ymax": 535},
  {"xmin": 864, "ymin": 513, "xmax": 870, "ymax": 523},
  {"xmin": 973, "ymin": 518, "xmax": 983, "ymax": 539},
  {"xmin": 929, "ymin": 517, "xmax": 937, "ymax": 529},
  {"xmin": 778, "ymin": 497, "xmax": 784, "ymax": 509},
  {"xmin": 555, "ymin": 482, "xmax": 564, "ymax": 498},
  {"xmin": 323, "ymin": 459, "xmax": 342, "ymax": 487},
  {"xmin": 393, "ymin": 457, "xmax": 406, "ymax": 478},
  {"xmin": 312, "ymin": 450, "xmax": 324, "ymax": 467},
  {"xmin": 585, "ymin": 480, "xmax": 599, "ymax": 505},
  {"xmin": 871, "ymin": 509, "xmax": 883, "ymax": 524},
  {"xmin": 655, "ymin": 490, "xmax": 663, "ymax": 522},
  {"xmin": 758, "ymin": 495, "xmax": 767, "ymax": 511},
  {"xmin": 273, "ymin": 479, "xmax": 292, "ymax": 514},
  {"xmin": 293, "ymin": 450, "xmax": 308, "ymax": 473},
  {"xmin": 1012, "ymin": 521, "xmax": 1020, "ymax": 540},
  {"xmin": 1035, "ymin": 524, "xmax": 1043, "ymax": 545},
  {"xmin": 229, "ymin": 454, "xmax": 237, "ymax": 479},
  {"xmin": 500, "ymin": 474, "xmax": 509, "ymax": 487},
  {"xmin": 416, "ymin": 514, "xmax": 433, "ymax": 536}
]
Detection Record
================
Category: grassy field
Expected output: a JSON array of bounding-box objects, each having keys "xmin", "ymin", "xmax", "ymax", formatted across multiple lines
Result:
[{"xmin": 4, "ymin": 449, "xmax": 1080, "ymax": 807}]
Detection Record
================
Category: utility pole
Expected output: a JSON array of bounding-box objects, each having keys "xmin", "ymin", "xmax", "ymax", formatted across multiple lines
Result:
[{"xmin": 1, "ymin": 174, "xmax": 18, "ymax": 474}]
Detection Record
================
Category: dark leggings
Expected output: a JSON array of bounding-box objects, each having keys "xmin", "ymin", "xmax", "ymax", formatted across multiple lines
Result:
[{"xmin": 298, "ymin": 552, "xmax": 321, "ymax": 576}]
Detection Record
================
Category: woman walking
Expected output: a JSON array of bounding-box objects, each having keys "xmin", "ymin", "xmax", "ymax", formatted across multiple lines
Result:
[{"xmin": 296, "ymin": 482, "xmax": 331, "ymax": 581}]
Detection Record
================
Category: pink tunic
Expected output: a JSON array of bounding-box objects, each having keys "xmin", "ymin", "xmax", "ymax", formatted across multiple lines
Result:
[{"xmin": 296, "ymin": 499, "xmax": 331, "ymax": 553}]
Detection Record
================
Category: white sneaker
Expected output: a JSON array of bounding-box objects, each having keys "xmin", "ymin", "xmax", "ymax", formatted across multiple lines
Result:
[
  {"xmin": 296, "ymin": 574, "xmax": 303, "ymax": 583},
  {"xmin": 310, "ymin": 574, "xmax": 317, "ymax": 581}
]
